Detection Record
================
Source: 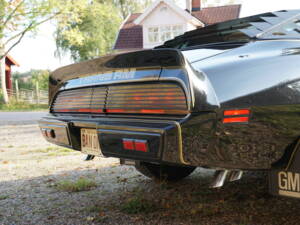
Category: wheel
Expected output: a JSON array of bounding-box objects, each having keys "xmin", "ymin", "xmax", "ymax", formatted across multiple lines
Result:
[{"xmin": 135, "ymin": 161, "xmax": 196, "ymax": 181}]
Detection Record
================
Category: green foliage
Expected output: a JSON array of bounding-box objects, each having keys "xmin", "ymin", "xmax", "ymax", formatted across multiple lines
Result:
[
  {"xmin": 0, "ymin": 86, "xmax": 48, "ymax": 110},
  {"xmin": 13, "ymin": 69, "xmax": 49, "ymax": 90},
  {"xmin": 31, "ymin": 70, "xmax": 49, "ymax": 90},
  {"xmin": 55, "ymin": 178, "xmax": 97, "ymax": 192},
  {"xmin": 0, "ymin": 101, "xmax": 48, "ymax": 111},
  {"xmin": 55, "ymin": 0, "xmax": 154, "ymax": 61},
  {"xmin": 1, "ymin": 0, "xmax": 86, "ymax": 58},
  {"xmin": 0, "ymin": 195, "xmax": 8, "ymax": 200},
  {"xmin": 55, "ymin": 1, "xmax": 121, "ymax": 61},
  {"xmin": 0, "ymin": 0, "xmax": 89, "ymax": 103}
]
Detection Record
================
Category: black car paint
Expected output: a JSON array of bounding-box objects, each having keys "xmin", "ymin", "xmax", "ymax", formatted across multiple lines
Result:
[{"xmin": 40, "ymin": 11, "xmax": 300, "ymax": 173}]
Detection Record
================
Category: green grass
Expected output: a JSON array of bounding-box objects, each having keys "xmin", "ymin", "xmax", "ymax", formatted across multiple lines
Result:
[
  {"xmin": 0, "ymin": 195, "xmax": 8, "ymax": 200},
  {"xmin": 87, "ymin": 204, "xmax": 104, "ymax": 213},
  {"xmin": 55, "ymin": 178, "xmax": 97, "ymax": 192},
  {"xmin": 0, "ymin": 101, "xmax": 48, "ymax": 111},
  {"xmin": 45, "ymin": 146, "xmax": 73, "ymax": 156},
  {"xmin": 32, "ymin": 146, "xmax": 74, "ymax": 156},
  {"xmin": 121, "ymin": 196, "xmax": 157, "ymax": 214}
]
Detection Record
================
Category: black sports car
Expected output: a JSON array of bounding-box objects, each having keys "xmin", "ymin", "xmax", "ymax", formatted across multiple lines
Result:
[{"xmin": 39, "ymin": 10, "xmax": 300, "ymax": 199}]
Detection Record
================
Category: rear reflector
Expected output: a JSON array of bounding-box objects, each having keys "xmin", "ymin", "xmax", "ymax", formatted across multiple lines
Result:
[
  {"xmin": 123, "ymin": 139, "xmax": 135, "ymax": 150},
  {"xmin": 223, "ymin": 117, "xmax": 249, "ymax": 124},
  {"xmin": 122, "ymin": 139, "xmax": 148, "ymax": 152},
  {"xmin": 134, "ymin": 140, "xmax": 148, "ymax": 152}
]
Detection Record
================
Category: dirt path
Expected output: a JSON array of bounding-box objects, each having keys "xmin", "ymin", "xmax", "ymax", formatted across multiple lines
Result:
[{"xmin": 0, "ymin": 125, "xmax": 300, "ymax": 225}]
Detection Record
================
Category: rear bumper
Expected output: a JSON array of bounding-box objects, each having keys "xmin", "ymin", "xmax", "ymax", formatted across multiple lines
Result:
[
  {"xmin": 39, "ymin": 114, "xmax": 189, "ymax": 165},
  {"xmin": 39, "ymin": 111, "xmax": 290, "ymax": 170}
]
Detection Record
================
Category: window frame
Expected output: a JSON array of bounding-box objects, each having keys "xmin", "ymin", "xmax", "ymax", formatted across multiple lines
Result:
[{"xmin": 147, "ymin": 24, "xmax": 184, "ymax": 44}]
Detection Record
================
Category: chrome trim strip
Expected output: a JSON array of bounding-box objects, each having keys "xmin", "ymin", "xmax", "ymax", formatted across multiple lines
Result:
[
  {"xmin": 174, "ymin": 121, "xmax": 189, "ymax": 165},
  {"xmin": 62, "ymin": 77, "xmax": 160, "ymax": 91}
]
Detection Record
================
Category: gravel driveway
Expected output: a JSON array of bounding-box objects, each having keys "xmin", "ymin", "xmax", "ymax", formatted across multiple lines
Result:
[{"xmin": 1, "ymin": 124, "xmax": 300, "ymax": 225}]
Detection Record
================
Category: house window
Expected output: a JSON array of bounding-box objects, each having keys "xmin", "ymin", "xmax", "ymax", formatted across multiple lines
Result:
[
  {"xmin": 148, "ymin": 27, "xmax": 159, "ymax": 43},
  {"xmin": 161, "ymin": 25, "xmax": 172, "ymax": 42},
  {"xmin": 172, "ymin": 25, "xmax": 184, "ymax": 38},
  {"xmin": 148, "ymin": 25, "xmax": 184, "ymax": 43}
]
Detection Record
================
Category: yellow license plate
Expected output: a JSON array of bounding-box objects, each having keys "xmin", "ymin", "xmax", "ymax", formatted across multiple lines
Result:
[{"xmin": 81, "ymin": 129, "xmax": 102, "ymax": 156}]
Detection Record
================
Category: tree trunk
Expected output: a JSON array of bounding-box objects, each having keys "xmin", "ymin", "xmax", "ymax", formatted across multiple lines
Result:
[{"xmin": 0, "ymin": 43, "xmax": 9, "ymax": 104}]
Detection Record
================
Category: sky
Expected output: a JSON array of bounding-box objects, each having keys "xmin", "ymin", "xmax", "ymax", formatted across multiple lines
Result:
[{"xmin": 9, "ymin": 0, "xmax": 300, "ymax": 73}]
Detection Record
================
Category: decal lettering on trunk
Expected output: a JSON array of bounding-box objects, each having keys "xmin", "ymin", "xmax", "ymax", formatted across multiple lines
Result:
[{"xmin": 67, "ymin": 70, "xmax": 137, "ymax": 88}]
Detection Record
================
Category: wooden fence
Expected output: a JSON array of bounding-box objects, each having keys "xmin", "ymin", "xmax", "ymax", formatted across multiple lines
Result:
[{"xmin": 7, "ymin": 80, "xmax": 48, "ymax": 104}]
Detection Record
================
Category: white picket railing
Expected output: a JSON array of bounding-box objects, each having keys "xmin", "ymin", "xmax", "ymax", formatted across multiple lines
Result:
[{"xmin": 7, "ymin": 88, "xmax": 48, "ymax": 104}]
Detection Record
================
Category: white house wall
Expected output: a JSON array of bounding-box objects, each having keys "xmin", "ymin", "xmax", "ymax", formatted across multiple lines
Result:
[{"xmin": 141, "ymin": 2, "xmax": 197, "ymax": 49}]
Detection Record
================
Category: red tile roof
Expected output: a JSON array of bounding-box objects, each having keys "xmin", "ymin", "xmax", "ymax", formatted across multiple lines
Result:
[
  {"xmin": 114, "ymin": 13, "xmax": 143, "ymax": 50},
  {"xmin": 114, "ymin": 5, "xmax": 241, "ymax": 50},
  {"xmin": 192, "ymin": 4, "xmax": 241, "ymax": 25}
]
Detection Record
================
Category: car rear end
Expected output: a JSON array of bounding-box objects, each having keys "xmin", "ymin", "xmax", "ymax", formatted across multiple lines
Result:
[{"xmin": 39, "ymin": 49, "xmax": 219, "ymax": 167}]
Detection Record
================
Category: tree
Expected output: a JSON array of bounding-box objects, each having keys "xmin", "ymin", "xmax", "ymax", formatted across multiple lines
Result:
[
  {"xmin": 55, "ymin": 1, "xmax": 121, "ymax": 61},
  {"xmin": 55, "ymin": 0, "xmax": 154, "ymax": 62},
  {"xmin": 0, "ymin": 0, "xmax": 87, "ymax": 103},
  {"xmin": 109, "ymin": 0, "xmax": 154, "ymax": 19},
  {"xmin": 13, "ymin": 69, "xmax": 49, "ymax": 90}
]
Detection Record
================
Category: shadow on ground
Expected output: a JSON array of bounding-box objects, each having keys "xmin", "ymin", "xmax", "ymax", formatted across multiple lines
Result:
[{"xmin": 0, "ymin": 166, "xmax": 299, "ymax": 225}]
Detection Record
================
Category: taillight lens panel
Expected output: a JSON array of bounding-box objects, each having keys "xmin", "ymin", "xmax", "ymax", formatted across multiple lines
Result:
[
  {"xmin": 51, "ymin": 82, "xmax": 188, "ymax": 115},
  {"xmin": 106, "ymin": 83, "xmax": 188, "ymax": 115},
  {"xmin": 223, "ymin": 109, "xmax": 250, "ymax": 124}
]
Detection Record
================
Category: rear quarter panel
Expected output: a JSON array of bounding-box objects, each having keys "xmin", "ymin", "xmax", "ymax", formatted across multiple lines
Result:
[{"xmin": 186, "ymin": 40, "xmax": 300, "ymax": 169}]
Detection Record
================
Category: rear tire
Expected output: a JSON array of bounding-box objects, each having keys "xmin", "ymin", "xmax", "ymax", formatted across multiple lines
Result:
[{"xmin": 135, "ymin": 161, "xmax": 196, "ymax": 181}]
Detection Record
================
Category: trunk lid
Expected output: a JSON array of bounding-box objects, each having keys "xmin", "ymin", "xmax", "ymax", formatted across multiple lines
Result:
[{"xmin": 49, "ymin": 49, "xmax": 190, "ymax": 116}]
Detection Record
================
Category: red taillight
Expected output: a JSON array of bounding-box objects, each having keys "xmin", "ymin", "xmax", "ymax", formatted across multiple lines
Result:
[
  {"xmin": 90, "ymin": 109, "xmax": 103, "ymax": 113},
  {"xmin": 52, "ymin": 83, "xmax": 188, "ymax": 115},
  {"xmin": 223, "ymin": 109, "xmax": 250, "ymax": 124},
  {"xmin": 134, "ymin": 140, "xmax": 148, "ymax": 152},
  {"xmin": 106, "ymin": 109, "xmax": 125, "ymax": 113},
  {"xmin": 223, "ymin": 117, "xmax": 249, "ymax": 124},
  {"xmin": 140, "ymin": 109, "xmax": 165, "ymax": 114},
  {"xmin": 123, "ymin": 139, "xmax": 134, "ymax": 150},
  {"xmin": 224, "ymin": 109, "xmax": 250, "ymax": 116},
  {"xmin": 55, "ymin": 108, "xmax": 103, "ymax": 113},
  {"xmin": 105, "ymin": 109, "xmax": 185, "ymax": 115}
]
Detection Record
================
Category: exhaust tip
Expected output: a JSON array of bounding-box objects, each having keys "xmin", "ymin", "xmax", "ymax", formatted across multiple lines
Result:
[
  {"xmin": 210, "ymin": 170, "xmax": 229, "ymax": 188},
  {"xmin": 228, "ymin": 170, "xmax": 243, "ymax": 182}
]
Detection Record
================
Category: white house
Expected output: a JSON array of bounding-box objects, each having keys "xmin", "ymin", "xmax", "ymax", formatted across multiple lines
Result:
[{"xmin": 114, "ymin": 0, "xmax": 241, "ymax": 52}]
